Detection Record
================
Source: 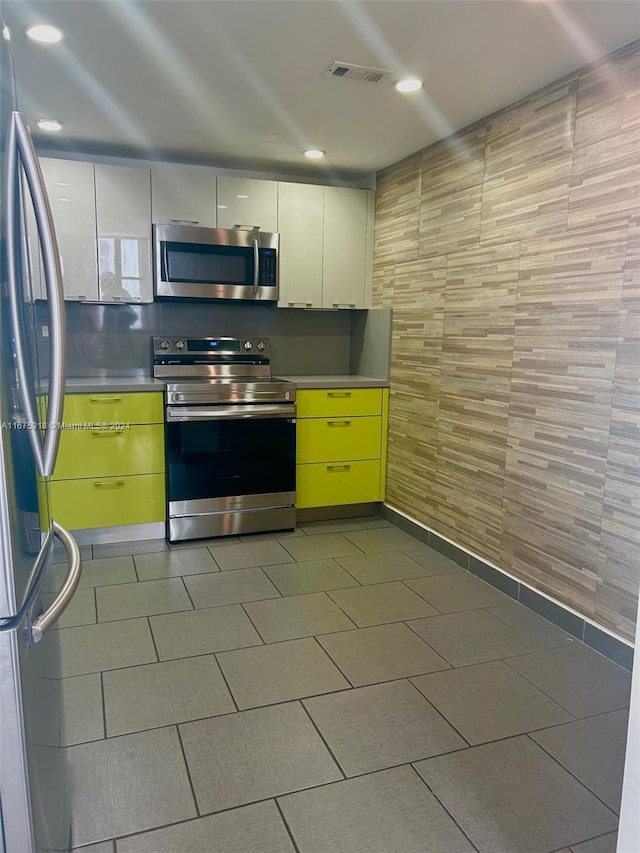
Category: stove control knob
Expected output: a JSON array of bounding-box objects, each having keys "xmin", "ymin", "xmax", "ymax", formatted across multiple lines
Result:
[
  {"xmin": 256, "ymin": 341, "xmax": 266, "ymax": 351},
  {"xmin": 159, "ymin": 340, "xmax": 170, "ymax": 351},
  {"xmin": 175, "ymin": 340, "xmax": 185, "ymax": 350},
  {"xmin": 242, "ymin": 340, "xmax": 253, "ymax": 351}
]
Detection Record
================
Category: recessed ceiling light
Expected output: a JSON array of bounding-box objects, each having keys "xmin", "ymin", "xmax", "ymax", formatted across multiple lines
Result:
[
  {"xmin": 395, "ymin": 77, "xmax": 422, "ymax": 93},
  {"xmin": 303, "ymin": 149, "xmax": 326, "ymax": 159},
  {"xmin": 37, "ymin": 118, "xmax": 63, "ymax": 132},
  {"xmin": 26, "ymin": 24, "xmax": 63, "ymax": 44}
]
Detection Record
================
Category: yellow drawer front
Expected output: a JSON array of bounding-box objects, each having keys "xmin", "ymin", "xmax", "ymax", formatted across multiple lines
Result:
[
  {"xmin": 50, "ymin": 473, "xmax": 165, "ymax": 530},
  {"xmin": 51, "ymin": 424, "xmax": 164, "ymax": 480},
  {"xmin": 297, "ymin": 416, "xmax": 381, "ymax": 464},
  {"xmin": 296, "ymin": 460, "xmax": 381, "ymax": 509},
  {"xmin": 297, "ymin": 388, "xmax": 383, "ymax": 418},
  {"xmin": 61, "ymin": 392, "xmax": 163, "ymax": 425}
]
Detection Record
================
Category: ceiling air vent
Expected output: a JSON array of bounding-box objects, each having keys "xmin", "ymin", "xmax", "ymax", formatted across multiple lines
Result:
[{"xmin": 322, "ymin": 61, "xmax": 392, "ymax": 85}]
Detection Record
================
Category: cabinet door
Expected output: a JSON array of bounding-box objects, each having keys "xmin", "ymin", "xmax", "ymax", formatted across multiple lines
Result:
[
  {"xmin": 95, "ymin": 164, "xmax": 152, "ymax": 303},
  {"xmin": 296, "ymin": 460, "xmax": 381, "ymax": 508},
  {"xmin": 277, "ymin": 182, "xmax": 323, "ymax": 308},
  {"xmin": 41, "ymin": 159, "xmax": 99, "ymax": 301},
  {"xmin": 216, "ymin": 177, "xmax": 278, "ymax": 232},
  {"xmin": 151, "ymin": 168, "xmax": 217, "ymax": 227},
  {"xmin": 322, "ymin": 187, "xmax": 373, "ymax": 309}
]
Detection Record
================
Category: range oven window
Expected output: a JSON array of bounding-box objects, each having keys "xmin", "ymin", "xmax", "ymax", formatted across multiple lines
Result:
[{"xmin": 166, "ymin": 416, "xmax": 296, "ymax": 502}]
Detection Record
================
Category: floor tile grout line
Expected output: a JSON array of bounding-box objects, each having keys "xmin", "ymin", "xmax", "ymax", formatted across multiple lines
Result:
[
  {"xmin": 96, "ymin": 604, "xmax": 195, "ymax": 625},
  {"xmin": 239, "ymin": 601, "xmax": 268, "ymax": 644},
  {"xmin": 179, "ymin": 574, "xmax": 197, "ymax": 610},
  {"xmin": 552, "ymin": 830, "xmax": 619, "ymax": 852},
  {"xmin": 298, "ymin": 700, "xmax": 348, "ymax": 780},
  {"xmin": 526, "ymin": 732, "xmax": 622, "ymax": 817},
  {"xmin": 311, "ymin": 635, "xmax": 355, "ymax": 688},
  {"xmin": 404, "ymin": 678, "xmax": 472, "ymax": 749},
  {"xmin": 212, "ymin": 652, "xmax": 240, "ymax": 713},
  {"xmin": 320, "ymin": 590, "xmax": 366, "ymax": 630},
  {"xmin": 131, "ymin": 552, "xmax": 141, "ymax": 582},
  {"xmin": 146, "ymin": 615, "xmax": 161, "ymax": 663},
  {"xmin": 402, "ymin": 619, "xmax": 457, "ymax": 668},
  {"xmin": 399, "ymin": 577, "xmax": 447, "ymax": 608},
  {"xmin": 407, "ymin": 762, "xmax": 482, "ymax": 853},
  {"xmin": 174, "ymin": 724, "xmax": 202, "ymax": 819},
  {"xmin": 100, "ymin": 670, "xmax": 108, "ymax": 740},
  {"xmin": 273, "ymin": 797, "xmax": 302, "ymax": 853},
  {"xmin": 501, "ymin": 655, "xmax": 592, "ymax": 719}
]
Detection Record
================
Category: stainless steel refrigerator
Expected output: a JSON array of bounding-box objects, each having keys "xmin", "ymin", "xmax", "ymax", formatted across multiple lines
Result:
[{"xmin": 1, "ymin": 20, "xmax": 81, "ymax": 853}]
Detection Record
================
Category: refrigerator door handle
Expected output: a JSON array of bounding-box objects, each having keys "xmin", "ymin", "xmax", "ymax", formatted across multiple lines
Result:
[
  {"xmin": 29, "ymin": 522, "xmax": 81, "ymax": 644},
  {"xmin": 5, "ymin": 109, "xmax": 66, "ymax": 477}
]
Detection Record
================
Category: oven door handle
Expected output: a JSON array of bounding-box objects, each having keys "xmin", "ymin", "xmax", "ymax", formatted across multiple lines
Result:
[{"xmin": 166, "ymin": 404, "xmax": 296, "ymax": 422}]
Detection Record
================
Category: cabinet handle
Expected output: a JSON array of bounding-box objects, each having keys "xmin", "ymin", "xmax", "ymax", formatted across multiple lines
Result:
[
  {"xmin": 332, "ymin": 303, "xmax": 356, "ymax": 308},
  {"xmin": 91, "ymin": 429, "xmax": 124, "ymax": 436},
  {"xmin": 327, "ymin": 391, "xmax": 352, "ymax": 398},
  {"xmin": 89, "ymin": 396, "xmax": 123, "ymax": 403},
  {"xmin": 326, "ymin": 465, "xmax": 351, "ymax": 472},
  {"xmin": 288, "ymin": 302, "xmax": 313, "ymax": 308},
  {"xmin": 327, "ymin": 420, "xmax": 352, "ymax": 427},
  {"xmin": 75, "ymin": 294, "xmax": 87, "ymax": 301},
  {"xmin": 170, "ymin": 219, "xmax": 199, "ymax": 225},
  {"xmin": 93, "ymin": 480, "xmax": 125, "ymax": 489}
]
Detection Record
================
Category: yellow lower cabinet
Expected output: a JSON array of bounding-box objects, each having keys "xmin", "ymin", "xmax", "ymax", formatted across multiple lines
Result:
[
  {"xmin": 297, "ymin": 416, "xmax": 381, "ymax": 463},
  {"xmin": 60, "ymin": 392, "xmax": 163, "ymax": 426},
  {"xmin": 52, "ymin": 425, "xmax": 164, "ymax": 480},
  {"xmin": 296, "ymin": 460, "xmax": 381, "ymax": 509},
  {"xmin": 50, "ymin": 473, "xmax": 165, "ymax": 530},
  {"xmin": 296, "ymin": 388, "xmax": 382, "ymax": 418}
]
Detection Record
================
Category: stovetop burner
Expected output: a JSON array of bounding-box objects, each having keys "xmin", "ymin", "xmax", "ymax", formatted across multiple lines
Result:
[{"xmin": 153, "ymin": 336, "xmax": 295, "ymax": 404}]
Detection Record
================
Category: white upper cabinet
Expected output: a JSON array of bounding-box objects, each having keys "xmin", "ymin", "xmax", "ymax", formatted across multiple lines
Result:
[
  {"xmin": 95, "ymin": 164, "xmax": 152, "ymax": 303},
  {"xmin": 277, "ymin": 182, "xmax": 324, "ymax": 308},
  {"xmin": 151, "ymin": 168, "xmax": 217, "ymax": 227},
  {"xmin": 41, "ymin": 159, "xmax": 99, "ymax": 301},
  {"xmin": 322, "ymin": 187, "xmax": 374, "ymax": 310},
  {"xmin": 216, "ymin": 177, "xmax": 278, "ymax": 232}
]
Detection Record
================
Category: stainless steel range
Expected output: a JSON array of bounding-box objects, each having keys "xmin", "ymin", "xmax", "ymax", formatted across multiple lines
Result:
[{"xmin": 153, "ymin": 336, "xmax": 296, "ymax": 542}]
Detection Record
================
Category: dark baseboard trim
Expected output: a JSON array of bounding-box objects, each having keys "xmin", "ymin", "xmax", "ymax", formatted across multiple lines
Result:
[{"xmin": 381, "ymin": 504, "xmax": 634, "ymax": 672}]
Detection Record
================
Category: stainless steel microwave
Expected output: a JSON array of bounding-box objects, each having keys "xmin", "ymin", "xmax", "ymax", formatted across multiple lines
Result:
[{"xmin": 153, "ymin": 223, "xmax": 279, "ymax": 302}]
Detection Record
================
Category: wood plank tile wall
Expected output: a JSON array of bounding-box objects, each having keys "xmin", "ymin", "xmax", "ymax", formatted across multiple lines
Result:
[{"xmin": 374, "ymin": 39, "xmax": 640, "ymax": 641}]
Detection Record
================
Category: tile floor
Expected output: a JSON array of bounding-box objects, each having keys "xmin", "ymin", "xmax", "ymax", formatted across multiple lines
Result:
[{"xmin": 54, "ymin": 517, "xmax": 631, "ymax": 853}]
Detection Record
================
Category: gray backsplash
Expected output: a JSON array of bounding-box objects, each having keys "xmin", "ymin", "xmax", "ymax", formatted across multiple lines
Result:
[{"xmin": 35, "ymin": 300, "xmax": 376, "ymax": 378}]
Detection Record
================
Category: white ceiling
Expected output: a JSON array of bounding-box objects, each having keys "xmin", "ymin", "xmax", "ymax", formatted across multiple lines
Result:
[{"xmin": 4, "ymin": 1, "xmax": 640, "ymax": 184}]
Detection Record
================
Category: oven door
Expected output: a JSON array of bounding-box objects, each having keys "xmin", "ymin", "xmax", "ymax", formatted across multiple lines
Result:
[{"xmin": 165, "ymin": 404, "xmax": 296, "ymax": 525}]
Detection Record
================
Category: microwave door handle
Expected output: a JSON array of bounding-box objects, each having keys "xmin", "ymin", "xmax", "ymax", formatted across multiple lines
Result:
[
  {"xmin": 252, "ymin": 238, "xmax": 259, "ymax": 295},
  {"xmin": 8, "ymin": 111, "xmax": 66, "ymax": 476}
]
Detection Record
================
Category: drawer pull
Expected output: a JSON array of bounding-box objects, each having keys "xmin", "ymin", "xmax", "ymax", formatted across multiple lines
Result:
[
  {"xmin": 89, "ymin": 396, "xmax": 123, "ymax": 403},
  {"xmin": 326, "ymin": 392, "xmax": 352, "ymax": 398},
  {"xmin": 326, "ymin": 464, "xmax": 351, "ymax": 472},
  {"xmin": 327, "ymin": 420, "xmax": 352, "ymax": 427},
  {"xmin": 91, "ymin": 429, "xmax": 124, "ymax": 436},
  {"xmin": 93, "ymin": 480, "xmax": 125, "ymax": 489}
]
